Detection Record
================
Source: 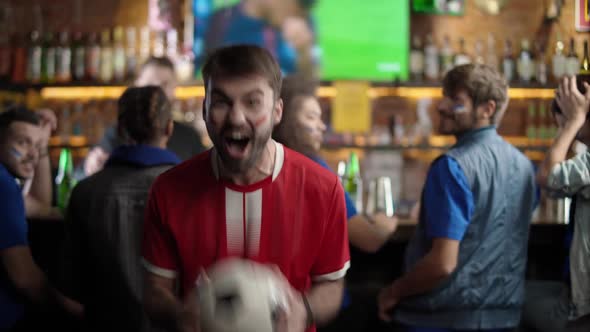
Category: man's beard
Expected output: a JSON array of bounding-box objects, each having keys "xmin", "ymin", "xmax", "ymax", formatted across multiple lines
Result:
[{"xmin": 214, "ymin": 126, "xmax": 274, "ymax": 175}]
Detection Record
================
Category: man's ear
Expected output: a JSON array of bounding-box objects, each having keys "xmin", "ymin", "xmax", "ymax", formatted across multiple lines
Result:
[
  {"xmin": 273, "ymin": 98, "xmax": 283, "ymax": 125},
  {"xmin": 165, "ymin": 119, "xmax": 174, "ymax": 137},
  {"xmin": 478, "ymin": 100, "xmax": 497, "ymax": 121}
]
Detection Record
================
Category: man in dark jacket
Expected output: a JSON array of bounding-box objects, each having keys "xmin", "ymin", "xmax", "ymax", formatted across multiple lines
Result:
[{"xmin": 61, "ymin": 86, "xmax": 180, "ymax": 332}]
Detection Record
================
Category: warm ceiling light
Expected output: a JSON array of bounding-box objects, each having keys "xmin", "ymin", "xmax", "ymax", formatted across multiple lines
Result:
[{"xmin": 40, "ymin": 85, "xmax": 556, "ymax": 100}]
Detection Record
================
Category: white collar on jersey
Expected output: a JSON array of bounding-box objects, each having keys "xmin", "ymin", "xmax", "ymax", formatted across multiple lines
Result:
[{"xmin": 211, "ymin": 140, "xmax": 285, "ymax": 182}]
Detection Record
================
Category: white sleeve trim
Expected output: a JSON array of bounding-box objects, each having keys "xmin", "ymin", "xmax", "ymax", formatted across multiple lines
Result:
[
  {"xmin": 141, "ymin": 258, "xmax": 178, "ymax": 279},
  {"xmin": 312, "ymin": 261, "xmax": 350, "ymax": 282}
]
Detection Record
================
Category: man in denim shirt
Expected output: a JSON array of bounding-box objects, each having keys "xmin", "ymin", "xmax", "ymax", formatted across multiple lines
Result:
[
  {"xmin": 378, "ymin": 64, "xmax": 537, "ymax": 332},
  {"xmin": 533, "ymin": 76, "xmax": 590, "ymax": 332}
]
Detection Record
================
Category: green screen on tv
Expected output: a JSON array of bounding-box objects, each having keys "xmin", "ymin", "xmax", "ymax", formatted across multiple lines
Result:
[{"xmin": 194, "ymin": 0, "xmax": 409, "ymax": 81}]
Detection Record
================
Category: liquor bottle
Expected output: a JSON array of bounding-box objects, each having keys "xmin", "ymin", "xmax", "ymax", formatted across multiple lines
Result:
[
  {"xmin": 502, "ymin": 39, "xmax": 515, "ymax": 83},
  {"xmin": 424, "ymin": 34, "xmax": 439, "ymax": 81},
  {"xmin": 41, "ymin": 32, "xmax": 56, "ymax": 84},
  {"xmin": 85, "ymin": 32, "xmax": 101, "ymax": 81},
  {"xmin": 409, "ymin": 35, "xmax": 424, "ymax": 81},
  {"xmin": 11, "ymin": 33, "xmax": 27, "ymax": 83},
  {"xmin": 536, "ymin": 41, "xmax": 548, "ymax": 86},
  {"xmin": 439, "ymin": 35, "xmax": 454, "ymax": 76},
  {"xmin": 125, "ymin": 27, "xmax": 138, "ymax": 80},
  {"xmin": 565, "ymin": 38, "xmax": 579, "ymax": 77},
  {"xmin": 343, "ymin": 152, "xmax": 363, "ymax": 213},
  {"xmin": 517, "ymin": 39, "xmax": 534, "ymax": 84},
  {"xmin": 0, "ymin": 32, "xmax": 11, "ymax": 81},
  {"xmin": 537, "ymin": 101, "xmax": 548, "ymax": 139},
  {"xmin": 55, "ymin": 148, "xmax": 77, "ymax": 213},
  {"xmin": 153, "ymin": 31, "xmax": 165, "ymax": 57},
  {"xmin": 166, "ymin": 29, "xmax": 178, "ymax": 60},
  {"xmin": 112, "ymin": 26, "xmax": 126, "ymax": 82},
  {"xmin": 454, "ymin": 38, "xmax": 471, "ymax": 66},
  {"xmin": 526, "ymin": 101, "xmax": 537, "ymax": 141},
  {"xmin": 99, "ymin": 29, "xmax": 113, "ymax": 83},
  {"xmin": 486, "ymin": 33, "xmax": 499, "ymax": 71},
  {"xmin": 26, "ymin": 30, "xmax": 42, "ymax": 83},
  {"xmin": 139, "ymin": 26, "xmax": 151, "ymax": 65},
  {"xmin": 579, "ymin": 39, "xmax": 590, "ymax": 74},
  {"xmin": 578, "ymin": 40, "xmax": 590, "ymax": 92},
  {"xmin": 474, "ymin": 39, "xmax": 485, "ymax": 65},
  {"xmin": 71, "ymin": 102, "xmax": 85, "ymax": 136},
  {"xmin": 552, "ymin": 36, "xmax": 566, "ymax": 82},
  {"xmin": 71, "ymin": 31, "xmax": 85, "ymax": 81},
  {"xmin": 56, "ymin": 31, "xmax": 72, "ymax": 83}
]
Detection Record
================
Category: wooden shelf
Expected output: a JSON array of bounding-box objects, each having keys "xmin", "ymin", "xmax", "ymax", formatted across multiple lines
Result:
[{"xmin": 0, "ymin": 81, "xmax": 557, "ymax": 100}]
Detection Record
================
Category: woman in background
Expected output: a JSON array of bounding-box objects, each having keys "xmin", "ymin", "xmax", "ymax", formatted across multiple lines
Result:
[{"xmin": 273, "ymin": 74, "xmax": 398, "ymax": 331}]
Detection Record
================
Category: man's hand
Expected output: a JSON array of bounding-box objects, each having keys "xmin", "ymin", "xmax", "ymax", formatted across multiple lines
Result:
[
  {"xmin": 372, "ymin": 213, "xmax": 399, "ymax": 235},
  {"xmin": 36, "ymin": 109, "xmax": 57, "ymax": 149},
  {"xmin": 377, "ymin": 284, "xmax": 400, "ymax": 322},
  {"xmin": 556, "ymin": 76, "xmax": 590, "ymax": 126},
  {"xmin": 177, "ymin": 286, "xmax": 200, "ymax": 332},
  {"xmin": 281, "ymin": 17, "xmax": 314, "ymax": 53},
  {"xmin": 84, "ymin": 147, "xmax": 109, "ymax": 176},
  {"xmin": 271, "ymin": 267, "xmax": 307, "ymax": 332}
]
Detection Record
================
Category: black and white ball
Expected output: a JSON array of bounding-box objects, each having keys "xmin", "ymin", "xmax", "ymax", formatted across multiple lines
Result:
[{"xmin": 198, "ymin": 259, "xmax": 289, "ymax": 332}]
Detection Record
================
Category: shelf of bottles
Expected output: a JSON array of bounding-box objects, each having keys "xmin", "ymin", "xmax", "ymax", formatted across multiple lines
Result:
[
  {"xmin": 3, "ymin": 27, "xmax": 588, "ymax": 160},
  {"xmin": 0, "ymin": 28, "xmax": 581, "ymax": 99},
  {"xmin": 409, "ymin": 33, "xmax": 586, "ymax": 89}
]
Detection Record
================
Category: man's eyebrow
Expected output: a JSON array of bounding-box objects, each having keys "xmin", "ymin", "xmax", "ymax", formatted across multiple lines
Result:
[{"xmin": 210, "ymin": 88, "xmax": 230, "ymax": 99}]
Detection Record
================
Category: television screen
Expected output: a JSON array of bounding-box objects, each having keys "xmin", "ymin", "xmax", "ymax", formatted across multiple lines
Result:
[{"xmin": 193, "ymin": 0, "xmax": 409, "ymax": 81}]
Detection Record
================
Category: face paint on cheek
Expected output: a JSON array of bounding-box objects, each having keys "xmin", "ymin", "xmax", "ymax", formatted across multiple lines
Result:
[
  {"xmin": 254, "ymin": 114, "xmax": 269, "ymax": 128},
  {"xmin": 300, "ymin": 124, "xmax": 316, "ymax": 134},
  {"xmin": 10, "ymin": 147, "xmax": 22, "ymax": 160},
  {"xmin": 452, "ymin": 105, "xmax": 468, "ymax": 114}
]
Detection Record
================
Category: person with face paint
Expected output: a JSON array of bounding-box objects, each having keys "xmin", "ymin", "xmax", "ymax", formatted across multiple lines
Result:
[
  {"xmin": 21, "ymin": 108, "xmax": 62, "ymax": 220},
  {"xmin": 378, "ymin": 64, "xmax": 537, "ymax": 332},
  {"xmin": 142, "ymin": 45, "xmax": 349, "ymax": 332},
  {"xmin": 0, "ymin": 109, "xmax": 83, "ymax": 331},
  {"xmin": 523, "ymin": 77, "xmax": 590, "ymax": 332},
  {"xmin": 272, "ymin": 75, "xmax": 398, "ymax": 332}
]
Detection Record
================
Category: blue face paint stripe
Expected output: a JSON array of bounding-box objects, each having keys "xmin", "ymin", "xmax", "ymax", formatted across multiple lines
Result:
[{"xmin": 10, "ymin": 147, "xmax": 22, "ymax": 159}]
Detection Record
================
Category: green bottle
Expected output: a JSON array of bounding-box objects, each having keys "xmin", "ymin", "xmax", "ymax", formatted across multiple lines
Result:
[
  {"xmin": 343, "ymin": 152, "xmax": 363, "ymax": 213},
  {"xmin": 55, "ymin": 148, "xmax": 77, "ymax": 213}
]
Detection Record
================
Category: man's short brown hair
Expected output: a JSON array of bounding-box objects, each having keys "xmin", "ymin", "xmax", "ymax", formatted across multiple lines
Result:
[
  {"xmin": 117, "ymin": 86, "xmax": 171, "ymax": 144},
  {"xmin": 442, "ymin": 64, "xmax": 509, "ymax": 123},
  {"xmin": 201, "ymin": 45, "xmax": 283, "ymax": 98}
]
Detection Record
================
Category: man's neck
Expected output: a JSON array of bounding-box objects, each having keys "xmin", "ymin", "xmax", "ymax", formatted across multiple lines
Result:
[
  {"xmin": 241, "ymin": 0, "xmax": 264, "ymax": 19},
  {"xmin": 219, "ymin": 140, "xmax": 276, "ymax": 186}
]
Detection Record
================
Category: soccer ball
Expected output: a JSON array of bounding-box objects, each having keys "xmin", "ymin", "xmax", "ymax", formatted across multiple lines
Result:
[{"xmin": 198, "ymin": 258, "xmax": 289, "ymax": 332}]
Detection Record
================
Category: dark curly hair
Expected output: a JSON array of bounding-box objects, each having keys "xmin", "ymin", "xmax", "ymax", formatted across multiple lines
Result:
[{"xmin": 117, "ymin": 86, "xmax": 171, "ymax": 144}]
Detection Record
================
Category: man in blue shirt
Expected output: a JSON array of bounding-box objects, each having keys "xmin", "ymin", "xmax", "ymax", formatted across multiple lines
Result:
[
  {"xmin": 378, "ymin": 64, "xmax": 537, "ymax": 332},
  {"xmin": 195, "ymin": 0, "xmax": 318, "ymax": 77},
  {"xmin": 0, "ymin": 109, "xmax": 82, "ymax": 330}
]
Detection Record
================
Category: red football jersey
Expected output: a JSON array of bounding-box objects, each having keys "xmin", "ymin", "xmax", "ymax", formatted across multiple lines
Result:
[{"xmin": 142, "ymin": 143, "xmax": 350, "ymax": 329}]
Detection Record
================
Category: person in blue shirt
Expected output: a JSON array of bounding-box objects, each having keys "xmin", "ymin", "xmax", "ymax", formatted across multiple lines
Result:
[
  {"xmin": 195, "ymin": 0, "xmax": 318, "ymax": 77},
  {"xmin": 0, "ymin": 108, "xmax": 82, "ymax": 331},
  {"xmin": 273, "ymin": 74, "xmax": 398, "ymax": 331},
  {"xmin": 377, "ymin": 64, "xmax": 537, "ymax": 332}
]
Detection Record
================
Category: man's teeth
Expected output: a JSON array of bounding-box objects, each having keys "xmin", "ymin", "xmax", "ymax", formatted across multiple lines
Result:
[{"xmin": 229, "ymin": 133, "xmax": 247, "ymax": 140}]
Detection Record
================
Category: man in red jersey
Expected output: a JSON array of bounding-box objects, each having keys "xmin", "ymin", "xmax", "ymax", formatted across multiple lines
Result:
[{"xmin": 141, "ymin": 45, "xmax": 350, "ymax": 332}]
